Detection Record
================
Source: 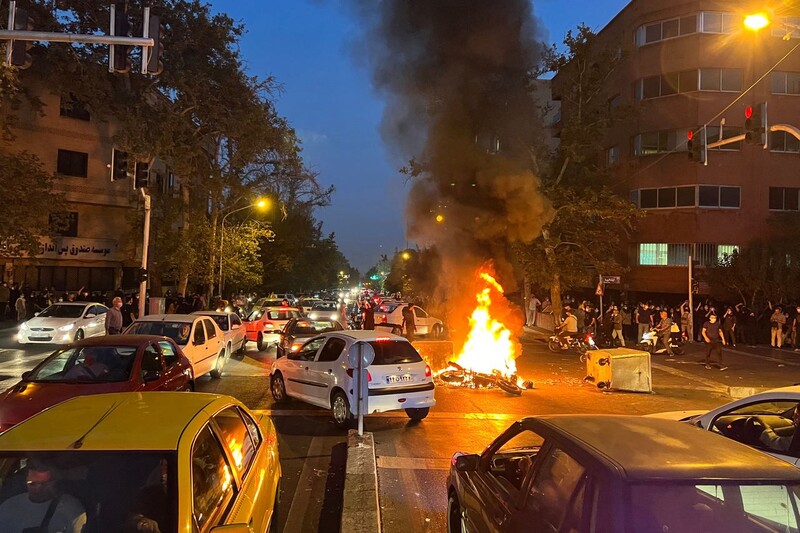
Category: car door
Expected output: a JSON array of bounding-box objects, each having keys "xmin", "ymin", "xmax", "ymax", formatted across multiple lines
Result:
[
  {"xmin": 460, "ymin": 425, "xmax": 545, "ymax": 532},
  {"xmin": 157, "ymin": 340, "xmax": 191, "ymax": 391},
  {"xmin": 190, "ymin": 320, "xmax": 211, "ymax": 374},
  {"xmin": 285, "ymin": 337, "xmax": 326, "ymax": 404},
  {"xmin": 230, "ymin": 314, "xmax": 245, "ymax": 351},
  {"xmin": 191, "ymin": 424, "xmax": 239, "ymax": 530},
  {"xmin": 414, "ymin": 307, "xmax": 430, "ymax": 335},
  {"xmin": 84, "ymin": 305, "xmax": 103, "ymax": 336},
  {"xmin": 204, "ymin": 319, "xmax": 223, "ymax": 358},
  {"xmin": 306, "ymin": 337, "xmax": 347, "ymax": 404},
  {"xmin": 139, "ymin": 342, "xmax": 167, "ymax": 391}
]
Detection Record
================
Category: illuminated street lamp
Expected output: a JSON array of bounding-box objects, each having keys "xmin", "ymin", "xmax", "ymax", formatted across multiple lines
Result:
[
  {"xmin": 744, "ymin": 12, "xmax": 770, "ymax": 32},
  {"xmin": 435, "ymin": 214, "xmax": 444, "ymax": 223},
  {"xmin": 219, "ymin": 198, "xmax": 269, "ymax": 298},
  {"xmin": 401, "ymin": 251, "xmax": 411, "ymax": 260}
]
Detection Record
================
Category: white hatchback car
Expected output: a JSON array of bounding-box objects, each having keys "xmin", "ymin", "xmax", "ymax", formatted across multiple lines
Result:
[
  {"xmin": 18, "ymin": 302, "xmax": 108, "ymax": 344},
  {"xmin": 270, "ymin": 331, "xmax": 435, "ymax": 428},
  {"xmin": 374, "ymin": 302, "xmax": 444, "ymax": 338},
  {"xmin": 193, "ymin": 310, "xmax": 247, "ymax": 357},
  {"xmin": 649, "ymin": 385, "xmax": 800, "ymax": 467},
  {"xmin": 125, "ymin": 314, "xmax": 227, "ymax": 379}
]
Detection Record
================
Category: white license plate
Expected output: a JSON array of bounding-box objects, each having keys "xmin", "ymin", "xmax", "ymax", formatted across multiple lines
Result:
[
  {"xmin": 29, "ymin": 336, "xmax": 51, "ymax": 341},
  {"xmin": 386, "ymin": 374, "xmax": 412, "ymax": 384}
]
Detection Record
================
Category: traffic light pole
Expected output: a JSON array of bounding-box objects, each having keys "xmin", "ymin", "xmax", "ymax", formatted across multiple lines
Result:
[{"xmin": 138, "ymin": 189, "xmax": 151, "ymax": 319}]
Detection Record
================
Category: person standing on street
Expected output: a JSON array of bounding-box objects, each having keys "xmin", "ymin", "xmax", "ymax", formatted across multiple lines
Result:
[
  {"xmin": 361, "ymin": 299, "xmax": 375, "ymax": 330},
  {"xmin": 793, "ymin": 307, "xmax": 800, "ymax": 352},
  {"xmin": 14, "ymin": 293, "xmax": 26, "ymax": 324},
  {"xmin": 635, "ymin": 303, "xmax": 651, "ymax": 343},
  {"xmin": 611, "ymin": 307, "xmax": 625, "ymax": 346},
  {"xmin": 526, "ymin": 294, "xmax": 540, "ymax": 327},
  {"xmin": 401, "ymin": 303, "xmax": 416, "ymax": 342},
  {"xmin": 0, "ymin": 281, "xmax": 9, "ymax": 321},
  {"xmin": 680, "ymin": 301, "xmax": 692, "ymax": 343},
  {"xmin": 769, "ymin": 304, "xmax": 786, "ymax": 348},
  {"xmin": 121, "ymin": 295, "xmax": 136, "ymax": 328},
  {"xmin": 702, "ymin": 314, "xmax": 727, "ymax": 370},
  {"xmin": 722, "ymin": 307, "xmax": 737, "ymax": 347},
  {"xmin": 105, "ymin": 297, "xmax": 123, "ymax": 335}
]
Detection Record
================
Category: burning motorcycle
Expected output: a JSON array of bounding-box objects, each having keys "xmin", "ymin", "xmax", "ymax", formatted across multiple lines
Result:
[
  {"xmin": 547, "ymin": 332, "xmax": 598, "ymax": 354},
  {"xmin": 637, "ymin": 329, "xmax": 685, "ymax": 355}
]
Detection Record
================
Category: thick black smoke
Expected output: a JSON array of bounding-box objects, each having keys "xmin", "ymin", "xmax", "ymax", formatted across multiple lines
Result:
[{"xmin": 350, "ymin": 1, "xmax": 553, "ymax": 315}]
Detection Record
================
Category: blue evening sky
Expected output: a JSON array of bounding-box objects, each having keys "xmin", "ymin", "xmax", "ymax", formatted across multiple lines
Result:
[{"xmin": 212, "ymin": 0, "xmax": 630, "ymax": 272}]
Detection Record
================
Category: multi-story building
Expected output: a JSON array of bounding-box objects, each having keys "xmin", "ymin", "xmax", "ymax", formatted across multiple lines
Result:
[
  {"xmin": 1, "ymin": 83, "xmax": 173, "ymax": 294},
  {"xmin": 552, "ymin": 1, "xmax": 800, "ymax": 297}
]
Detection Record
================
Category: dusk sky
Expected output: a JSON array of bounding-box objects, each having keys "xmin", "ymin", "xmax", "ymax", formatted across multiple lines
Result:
[{"xmin": 213, "ymin": 0, "xmax": 630, "ymax": 272}]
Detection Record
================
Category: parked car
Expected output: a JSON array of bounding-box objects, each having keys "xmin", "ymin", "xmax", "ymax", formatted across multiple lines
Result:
[
  {"xmin": 307, "ymin": 301, "xmax": 341, "ymax": 321},
  {"xmin": 649, "ymin": 384, "xmax": 800, "ymax": 467},
  {"xmin": 277, "ymin": 318, "xmax": 345, "ymax": 358},
  {"xmin": 0, "ymin": 392, "xmax": 281, "ymax": 532},
  {"xmin": 0, "ymin": 335, "xmax": 193, "ymax": 433},
  {"xmin": 447, "ymin": 414, "xmax": 800, "ymax": 533},
  {"xmin": 299, "ymin": 297, "xmax": 322, "ymax": 314},
  {"xmin": 18, "ymin": 302, "xmax": 108, "ymax": 344},
  {"xmin": 270, "ymin": 331, "xmax": 435, "ymax": 428},
  {"xmin": 125, "ymin": 314, "xmax": 227, "ymax": 379},
  {"xmin": 373, "ymin": 301, "xmax": 444, "ymax": 338},
  {"xmin": 193, "ymin": 310, "xmax": 247, "ymax": 357},
  {"xmin": 244, "ymin": 306, "xmax": 302, "ymax": 351}
]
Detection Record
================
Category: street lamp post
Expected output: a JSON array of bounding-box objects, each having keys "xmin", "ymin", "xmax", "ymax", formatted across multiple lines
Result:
[{"xmin": 219, "ymin": 199, "xmax": 267, "ymax": 300}]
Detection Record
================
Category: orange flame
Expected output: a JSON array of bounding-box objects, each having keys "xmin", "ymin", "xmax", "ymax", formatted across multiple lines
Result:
[{"xmin": 450, "ymin": 272, "xmax": 517, "ymax": 378}]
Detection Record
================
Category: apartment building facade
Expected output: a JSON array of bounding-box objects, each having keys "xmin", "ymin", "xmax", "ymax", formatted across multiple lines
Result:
[{"xmin": 553, "ymin": 0, "xmax": 800, "ymax": 296}]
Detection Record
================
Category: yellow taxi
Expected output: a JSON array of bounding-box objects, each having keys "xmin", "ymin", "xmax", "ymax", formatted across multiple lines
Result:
[{"xmin": 0, "ymin": 392, "xmax": 280, "ymax": 533}]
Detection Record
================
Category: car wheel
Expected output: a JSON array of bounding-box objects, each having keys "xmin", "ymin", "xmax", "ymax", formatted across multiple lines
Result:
[
  {"xmin": 431, "ymin": 324, "xmax": 443, "ymax": 339},
  {"xmin": 447, "ymin": 492, "xmax": 465, "ymax": 533},
  {"xmin": 257, "ymin": 333, "xmax": 266, "ymax": 351},
  {"xmin": 185, "ymin": 381, "xmax": 195, "ymax": 392},
  {"xmin": 237, "ymin": 338, "xmax": 247, "ymax": 355},
  {"xmin": 331, "ymin": 390, "xmax": 353, "ymax": 429},
  {"xmin": 210, "ymin": 352, "xmax": 225, "ymax": 379},
  {"xmin": 271, "ymin": 373, "xmax": 288, "ymax": 403},
  {"xmin": 74, "ymin": 329, "xmax": 84, "ymax": 342},
  {"xmin": 405, "ymin": 407, "xmax": 430, "ymax": 421}
]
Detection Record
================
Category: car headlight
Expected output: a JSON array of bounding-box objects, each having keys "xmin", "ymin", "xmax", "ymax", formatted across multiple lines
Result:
[
  {"xmin": 309, "ymin": 313, "xmax": 318, "ymax": 320},
  {"xmin": 18, "ymin": 322, "xmax": 28, "ymax": 331},
  {"xmin": 58, "ymin": 323, "xmax": 75, "ymax": 332},
  {"xmin": 331, "ymin": 314, "xmax": 339, "ymax": 321}
]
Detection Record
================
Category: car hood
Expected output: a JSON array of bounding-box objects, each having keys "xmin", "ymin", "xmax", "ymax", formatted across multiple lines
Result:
[
  {"xmin": 24, "ymin": 316, "xmax": 78, "ymax": 328},
  {"xmin": 0, "ymin": 380, "xmax": 136, "ymax": 427}
]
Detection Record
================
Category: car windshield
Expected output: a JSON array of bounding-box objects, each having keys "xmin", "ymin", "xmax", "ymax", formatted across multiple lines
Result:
[
  {"xmin": 292, "ymin": 320, "xmax": 341, "ymax": 335},
  {"xmin": 0, "ymin": 451, "xmax": 177, "ymax": 533},
  {"xmin": 204, "ymin": 315, "xmax": 228, "ymax": 331},
  {"xmin": 368, "ymin": 340, "xmax": 423, "ymax": 365},
  {"xmin": 627, "ymin": 482, "xmax": 800, "ymax": 532},
  {"xmin": 312, "ymin": 302, "xmax": 338, "ymax": 311},
  {"xmin": 126, "ymin": 322, "xmax": 192, "ymax": 346},
  {"xmin": 267, "ymin": 311, "xmax": 293, "ymax": 320},
  {"xmin": 37, "ymin": 305, "xmax": 85, "ymax": 319},
  {"xmin": 28, "ymin": 345, "xmax": 138, "ymax": 383},
  {"xmin": 247, "ymin": 309, "xmax": 264, "ymax": 321}
]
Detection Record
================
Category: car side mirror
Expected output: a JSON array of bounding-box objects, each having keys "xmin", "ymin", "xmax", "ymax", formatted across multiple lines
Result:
[
  {"xmin": 455, "ymin": 454, "xmax": 480, "ymax": 472},
  {"xmin": 21, "ymin": 371, "xmax": 32, "ymax": 381},
  {"xmin": 85, "ymin": 313, "xmax": 96, "ymax": 319},
  {"xmin": 143, "ymin": 370, "xmax": 161, "ymax": 383},
  {"xmin": 33, "ymin": 312, "xmax": 40, "ymax": 317}
]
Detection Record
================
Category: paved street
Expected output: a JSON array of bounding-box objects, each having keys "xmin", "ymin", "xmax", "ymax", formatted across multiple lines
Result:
[{"xmin": 0, "ymin": 325, "xmax": 798, "ymax": 532}]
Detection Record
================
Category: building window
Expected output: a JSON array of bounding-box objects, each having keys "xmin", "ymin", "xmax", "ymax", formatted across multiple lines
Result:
[
  {"xmin": 59, "ymin": 95, "xmax": 90, "ymax": 121},
  {"xmin": 633, "ymin": 186, "xmax": 736, "ymax": 209},
  {"xmin": 772, "ymin": 17, "xmax": 800, "ymax": 39},
  {"xmin": 635, "ymin": 70, "xmax": 698, "ymax": 100},
  {"xmin": 769, "ymin": 187, "xmax": 800, "ymax": 211},
  {"xmin": 699, "ymin": 68, "xmax": 742, "ymax": 92},
  {"xmin": 636, "ymin": 14, "xmax": 698, "ymax": 46},
  {"xmin": 717, "ymin": 245, "xmax": 738, "ymax": 261},
  {"xmin": 630, "ymin": 190, "xmax": 639, "ymax": 206},
  {"xmin": 56, "ymin": 149, "xmax": 88, "ymax": 178},
  {"xmin": 606, "ymin": 145, "xmax": 620, "ymax": 166},
  {"xmin": 698, "ymin": 185, "xmax": 740, "ymax": 208},
  {"xmin": 771, "ymin": 72, "xmax": 800, "ymax": 95},
  {"xmin": 633, "ymin": 129, "xmax": 683, "ymax": 156},
  {"xmin": 770, "ymin": 131, "xmax": 800, "ymax": 153},
  {"xmin": 49, "ymin": 212, "xmax": 78, "ymax": 237},
  {"xmin": 639, "ymin": 243, "xmax": 668, "ymax": 265},
  {"xmin": 706, "ymin": 126, "xmax": 742, "ymax": 151},
  {"xmin": 701, "ymin": 12, "xmax": 736, "ymax": 34}
]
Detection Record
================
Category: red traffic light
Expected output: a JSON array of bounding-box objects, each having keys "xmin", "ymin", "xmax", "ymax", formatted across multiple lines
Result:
[
  {"xmin": 687, "ymin": 130, "xmax": 694, "ymax": 140},
  {"xmin": 745, "ymin": 105, "xmax": 753, "ymax": 119}
]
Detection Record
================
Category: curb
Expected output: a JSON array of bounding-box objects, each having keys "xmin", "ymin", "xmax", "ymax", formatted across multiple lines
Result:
[
  {"xmin": 728, "ymin": 386, "xmax": 772, "ymax": 399},
  {"xmin": 341, "ymin": 430, "xmax": 381, "ymax": 533}
]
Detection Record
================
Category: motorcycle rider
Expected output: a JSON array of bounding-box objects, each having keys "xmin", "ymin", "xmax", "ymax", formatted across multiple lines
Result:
[
  {"xmin": 655, "ymin": 310, "xmax": 675, "ymax": 356},
  {"xmin": 555, "ymin": 307, "xmax": 579, "ymax": 347}
]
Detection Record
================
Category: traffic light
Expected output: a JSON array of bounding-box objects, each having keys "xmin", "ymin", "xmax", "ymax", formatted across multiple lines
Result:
[
  {"xmin": 744, "ymin": 103, "xmax": 768, "ymax": 146},
  {"xmin": 111, "ymin": 149, "xmax": 130, "ymax": 181},
  {"xmin": 687, "ymin": 129, "xmax": 706, "ymax": 163},
  {"xmin": 112, "ymin": 3, "xmax": 131, "ymax": 73},
  {"xmin": 134, "ymin": 162, "xmax": 150, "ymax": 189},
  {"xmin": 137, "ymin": 268, "xmax": 148, "ymax": 283},
  {"xmin": 146, "ymin": 15, "xmax": 165, "ymax": 75},
  {"xmin": 10, "ymin": 7, "xmax": 34, "ymax": 69}
]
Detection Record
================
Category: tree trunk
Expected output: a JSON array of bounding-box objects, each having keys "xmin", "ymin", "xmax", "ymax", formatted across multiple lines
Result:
[
  {"xmin": 207, "ymin": 205, "xmax": 218, "ymax": 303},
  {"xmin": 177, "ymin": 184, "xmax": 191, "ymax": 297},
  {"xmin": 541, "ymin": 228, "xmax": 563, "ymax": 327}
]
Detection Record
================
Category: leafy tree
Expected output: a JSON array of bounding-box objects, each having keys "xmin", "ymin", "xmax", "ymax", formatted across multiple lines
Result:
[
  {"xmin": 515, "ymin": 25, "xmax": 642, "ymax": 315},
  {"xmin": 221, "ymin": 221, "xmax": 274, "ymax": 293}
]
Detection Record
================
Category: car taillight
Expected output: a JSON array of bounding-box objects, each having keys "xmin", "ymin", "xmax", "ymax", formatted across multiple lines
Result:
[
  {"xmin": 425, "ymin": 365, "xmax": 432, "ymax": 378},
  {"xmin": 264, "ymin": 322, "xmax": 274, "ymax": 328},
  {"xmin": 381, "ymin": 315, "xmax": 387, "ymax": 323},
  {"xmin": 346, "ymin": 368, "xmax": 372, "ymax": 381}
]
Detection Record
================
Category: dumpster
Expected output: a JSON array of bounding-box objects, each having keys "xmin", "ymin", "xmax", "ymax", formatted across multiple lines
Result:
[{"xmin": 585, "ymin": 348, "xmax": 652, "ymax": 393}]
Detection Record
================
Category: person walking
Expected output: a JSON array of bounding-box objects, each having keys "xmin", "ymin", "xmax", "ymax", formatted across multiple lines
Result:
[
  {"xmin": 14, "ymin": 293, "xmax": 26, "ymax": 324},
  {"xmin": 401, "ymin": 303, "xmax": 416, "ymax": 342},
  {"xmin": 769, "ymin": 304, "xmax": 786, "ymax": 348},
  {"xmin": 361, "ymin": 299, "xmax": 375, "ymax": 330},
  {"xmin": 635, "ymin": 303, "xmax": 651, "ymax": 343},
  {"xmin": 702, "ymin": 314, "xmax": 727, "ymax": 370},
  {"xmin": 105, "ymin": 297, "xmax": 123, "ymax": 335},
  {"xmin": 121, "ymin": 296, "xmax": 136, "ymax": 328},
  {"xmin": 680, "ymin": 301, "xmax": 692, "ymax": 343},
  {"xmin": 722, "ymin": 307, "xmax": 736, "ymax": 347},
  {"xmin": 526, "ymin": 294, "xmax": 540, "ymax": 327},
  {"xmin": 793, "ymin": 307, "xmax": 800, "ymax": 352},
  {"xmin": 611, "ymin": 307, "xmax": 625, "ymax": 346}
]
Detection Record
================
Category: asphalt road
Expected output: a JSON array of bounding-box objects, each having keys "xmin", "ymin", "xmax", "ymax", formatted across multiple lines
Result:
[{"xmin": 0, "ymin": 327, "xmax": 797, "ymax": 532}]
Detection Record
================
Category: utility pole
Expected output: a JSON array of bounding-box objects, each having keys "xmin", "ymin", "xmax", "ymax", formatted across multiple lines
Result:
[
  {"xmin": 688, "ymin": 254, "xmax": 694, "ymax": 341},
  {"xmin": 138, "ymin": 189, "xmax": 151, "ymax": 319}
]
